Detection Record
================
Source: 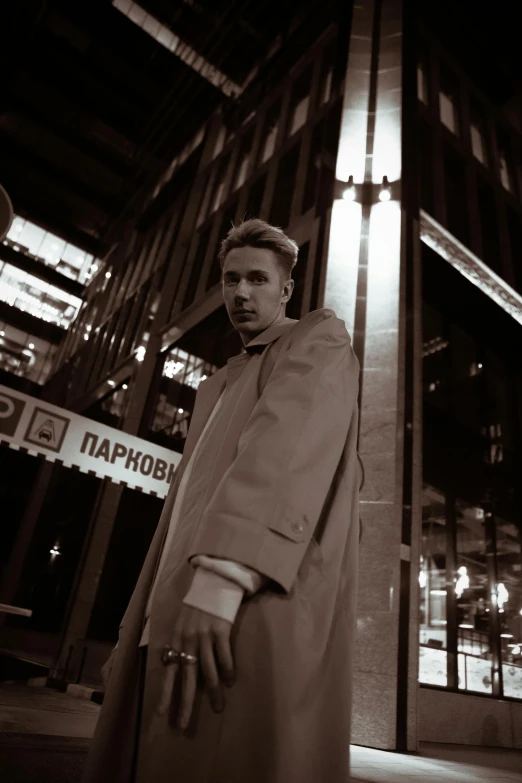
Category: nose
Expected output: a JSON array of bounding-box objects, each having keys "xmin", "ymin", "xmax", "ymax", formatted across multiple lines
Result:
[{"xmin": 233, "ymin": 280, "xmax": 250, "ymax": 301}]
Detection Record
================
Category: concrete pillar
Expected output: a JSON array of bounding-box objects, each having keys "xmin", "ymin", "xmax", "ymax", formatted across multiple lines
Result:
[{"xmin": 322, "ymin": 0, "xmax": 421, "ymax": 751}]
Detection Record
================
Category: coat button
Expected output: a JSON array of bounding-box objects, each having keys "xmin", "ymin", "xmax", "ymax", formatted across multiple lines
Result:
[{"xmin": 291, "ymin": 520, "xmax": 305, "ymax": 534}]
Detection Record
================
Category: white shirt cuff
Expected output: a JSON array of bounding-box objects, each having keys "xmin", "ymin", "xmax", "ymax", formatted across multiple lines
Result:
[
  {"xmin": 189, "ymin": 554, "xmax": 269, "ymax": 595},
  {"xmin": 182, "ymin": 568, "xmax": 245, "ymax": 624}
]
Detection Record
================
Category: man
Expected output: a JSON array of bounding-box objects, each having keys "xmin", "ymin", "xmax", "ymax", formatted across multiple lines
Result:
[{"xmin": 82, "ymin": 219, "xmax": 361, "ymax": 783}]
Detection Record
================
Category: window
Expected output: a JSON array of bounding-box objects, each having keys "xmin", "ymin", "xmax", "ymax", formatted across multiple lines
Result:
[
  {"xmin": 0, "ymin": 321, "xmax": 56, "ymax": 384},
  {"xmin": 470, "ymin": 103, "xmax": 488, "ymax": 166},
  {"xmin": 417, "ymin": 62, "xmax": 428, "ymax": 105},
  {"xmin": 150, "ymin": 345, "xmax": 219, "ymax": 453},
  {"xmin": 232, "ymin": 131, "xmax": 254, "ymax": 191},
  {"xmin": 455, "ymin": 498, "xmax": 493, "ymax": 695},
  {"xmin": 497, "ymin": 130, "xmax": 515, "ymax": 193},
  {"xmin": 420, "ymin": 248, "xmax": 522, "ymax": 701},
  {"xmin": 5, "ymin": 216, "xmax": 97, "ymax": 284},
  {"xmin": 83, "ymin": 383, "xmax": 130, "ymax": 429},
  {"xmin": 319, "ymin": 42, "xmax": 335, "ymax": 105},
  {"xmin": 419, "ymin": 120, "xmax": 435, "ymax": 215},
  {"xmin": 206, "ymin": 198, "xmax": 239, "ymax": 292},
  {"xmin": 209, "ymin": 154, "xmax": 232, "ymax": 216},
  {"xmin": 183, "ymin": 227, "xmax": 212, "ymax": 309},
  {"xmin": 288, "ymin": 67, "xmax": 313, "ymax": 137},
  {"xmin": 302, "ymin": 121, "xmax": 324, "ymax": 214},
  {"xmin": 259, "ymin": 101, "xmax": 281, "ymax": 164},
  {"xmin": 269, "ymin": 144, "xmax": 301, "ymax": 228},
  {"xmin": 212, "ymin": 126, "xmax": 227, "ymax": 160},
  {"xmin": 0, "ymin": 262, "xmax": 82, "ymax": 328},
  {"xmin": 419, "ymin": 484, "xmax": 448, "ymax": 687},
  {"xmin": 439, "ymin": 65, "xmax": 460, "ymax": 135}
]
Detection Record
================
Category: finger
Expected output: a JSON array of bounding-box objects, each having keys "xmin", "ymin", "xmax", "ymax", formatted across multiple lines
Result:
[
  {"xmin": 215, "ymin": 631, "xmax": 235, "ymax": 686},
  {"xmin": 177, "ymin": 662, "xmax": 198, "ymax": 730},
  {"xmin": 157, "ymin": 663, "xmax": 178, "ymax": 717},
  {"xmin": 199, "ymin": 634, "xmax": 224, "ymax": 714}
]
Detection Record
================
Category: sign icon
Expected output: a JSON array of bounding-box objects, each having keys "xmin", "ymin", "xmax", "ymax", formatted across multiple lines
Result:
[
  {"xmin": 24, "ymin": 408, "xmax": 70, "ymax": 453},
  {"xmin": 0, "ymin": 392, "xmax": 26, "ymax": 437}
]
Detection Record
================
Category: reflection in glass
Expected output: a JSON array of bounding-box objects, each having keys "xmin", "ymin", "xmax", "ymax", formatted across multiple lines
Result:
[
  {"xmin": 419, "ymin": 484, "xmax": 448, "ymax": 687},
  {"xmin": 496, "ymin": 515, "xmax": 522, "ymax": 698},
  {"xmin": 455, "ymin": 498, "xmax": 493, "ymax": 694}
]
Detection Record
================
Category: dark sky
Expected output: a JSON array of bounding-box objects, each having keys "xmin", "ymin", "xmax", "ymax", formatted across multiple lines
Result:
[{"xmin": 421, "ymin": 0, "xmax": 522, "ymax": 105}]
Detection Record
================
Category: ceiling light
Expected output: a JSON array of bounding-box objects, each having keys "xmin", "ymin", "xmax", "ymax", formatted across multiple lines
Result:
[
  {"xmin": 122, "ymin": 383, "xmax": 128, "ymax": 390},
  {"xmin": 379, "ymin": 175, "xmax": 391, "ymax": 201},
  {"xmin": 108, "ymin": 380, "xmax": 115, "ymax": 386},
  {"xmin": 342, "ymin": 175, "xmax": 356, "ymax": 201}
]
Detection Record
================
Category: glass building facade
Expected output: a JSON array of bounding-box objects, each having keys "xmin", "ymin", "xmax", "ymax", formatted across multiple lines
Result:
[{"xmin": 415, "ymin": 20, "xmax": 522, "ymax": 706}]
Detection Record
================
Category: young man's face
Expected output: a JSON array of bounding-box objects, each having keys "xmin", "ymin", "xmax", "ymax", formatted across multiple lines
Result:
[{"xmin": 222, "ymin": 246, "xmax": 294, "ymax": 345}]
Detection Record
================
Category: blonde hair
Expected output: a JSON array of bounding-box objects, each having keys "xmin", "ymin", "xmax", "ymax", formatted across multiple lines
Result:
[{"xmin": 218, "ymin": 218, "xmax": 298, "ymax": 284}]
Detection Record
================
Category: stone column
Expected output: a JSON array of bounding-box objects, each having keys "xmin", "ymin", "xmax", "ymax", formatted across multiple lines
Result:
[{"xmin": 322, "ymin": 0, "xmax": 421, "ymax": 751}]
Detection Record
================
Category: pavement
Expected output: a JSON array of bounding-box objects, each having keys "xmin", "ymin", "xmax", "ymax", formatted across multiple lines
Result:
[{"xmin": 0, "ymin": 683, "xmax": 521, "ymax": 782}]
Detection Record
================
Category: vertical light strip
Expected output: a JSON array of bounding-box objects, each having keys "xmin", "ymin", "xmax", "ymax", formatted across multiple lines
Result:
[{"xmin": 323, "ymin": 1, "xmax": 376, "ymax": 337}]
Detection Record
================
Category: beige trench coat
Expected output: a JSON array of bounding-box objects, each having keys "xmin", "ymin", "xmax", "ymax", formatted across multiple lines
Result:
[{"xmin": 82, "ymin": 308, "xmax": 361, "ymax": 783}]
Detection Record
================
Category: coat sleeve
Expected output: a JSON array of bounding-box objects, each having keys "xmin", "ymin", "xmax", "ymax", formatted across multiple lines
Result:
[{"xmin": 186, "ymin": 310, "xmax": 360, "ymax": 594}]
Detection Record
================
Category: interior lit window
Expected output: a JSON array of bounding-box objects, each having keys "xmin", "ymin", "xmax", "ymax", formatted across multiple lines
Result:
[
  {"xmin": 439, "ymin": 91, "xmax": 458, "ymax": 134},
  {"xmin": 5, "ymin": 216, "xmax": 97, "ymax": 284},
  {"xmin": 0, "ymin": 262, "xmax": 82, "ymax": 328},
  {"xmin": 439, "ymin": 66, "xmax": 460, "ymax": 135},
  {"xmin": 0, "ymin": 321, "xmax": 56, "ymax": 384},
  {"xmin": 498, "ymin": 134, "xmax": 514, "ymax": 192},
  {"xmin": 150, "ymin": 345, "xmax": 219, "ymax": 452},
  {"xmin": 260, "ymin": 102, "xmax": 281, "ymax": 164},
  {"xmin": 212, "ymin": 127, "xmax": 227, "ymax": 160},
  {"xmin": 288, "ymin": 68, "xmax": 312, "ymax": 136},
  {"xmin": 470, "ymin": 121, "xmax": 488, "ymax": 166},
  {"xmin": 233, "ymin": 132, "xmax": 254, "ymax": 191},
  {"xmin": 209, "ymin": 154, "xmax": 231, "ymax": 215}
]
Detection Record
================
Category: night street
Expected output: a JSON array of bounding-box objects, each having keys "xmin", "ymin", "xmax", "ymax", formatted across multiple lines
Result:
[{"xmin": 1, "ymin": 684, "xmax": 522, "ymax": 782}]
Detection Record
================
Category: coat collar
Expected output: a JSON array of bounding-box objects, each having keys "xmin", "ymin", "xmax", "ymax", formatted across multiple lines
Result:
[
  {"xmin": 180, "ymin": 317, "xmax": 299, "ymax": 468},
  {"xmin": 226, "ymin": 316, "xmax": 298, "ymax": 381},
  {"xmin": 211, "ymin": 317, "xmax": 299, "ymax": 395}
]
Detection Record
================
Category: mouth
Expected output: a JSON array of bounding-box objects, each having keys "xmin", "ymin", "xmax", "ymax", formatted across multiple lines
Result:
[{"xmin": 233, "ymin": 310, "xmax": 254, "ymax": 315}]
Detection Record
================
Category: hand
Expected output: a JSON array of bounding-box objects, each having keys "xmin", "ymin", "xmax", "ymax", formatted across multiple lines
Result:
[
  {"xmin": 101, "ymin": 643, "xmax": 118, "ymax": 690},
  {"xmin": 158, "ymin": 605, "xmax": 235, "ymax": 730}
]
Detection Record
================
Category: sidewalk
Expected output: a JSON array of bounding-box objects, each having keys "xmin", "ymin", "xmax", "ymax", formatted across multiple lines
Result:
[{"xmin": 0, "ymin": 684, "xmax": 521, "ymax": 782}]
